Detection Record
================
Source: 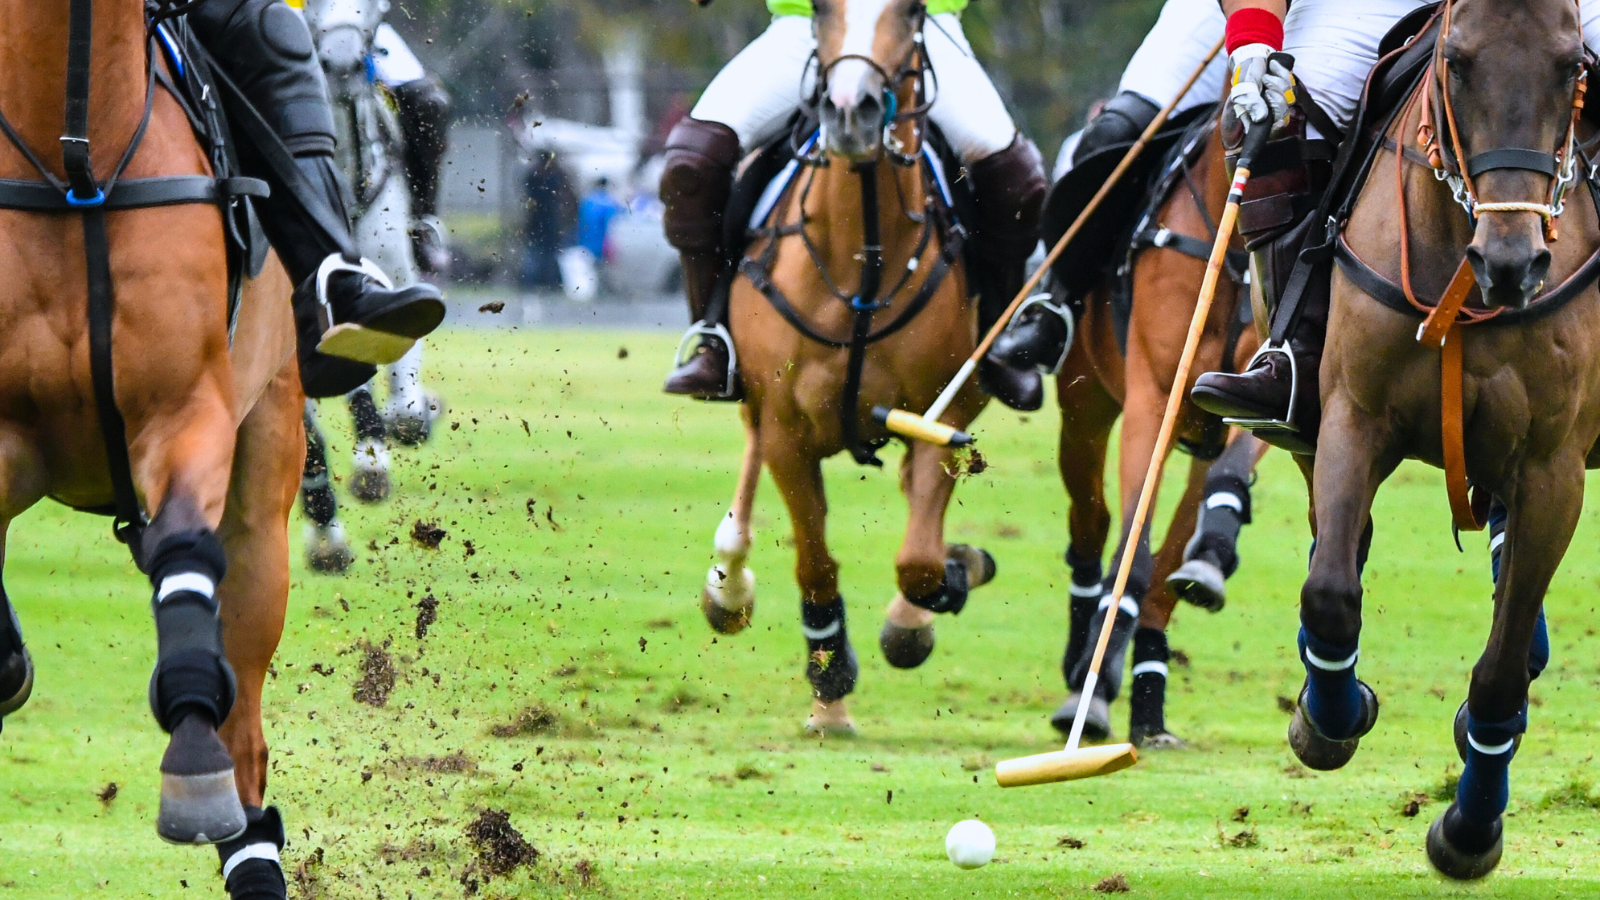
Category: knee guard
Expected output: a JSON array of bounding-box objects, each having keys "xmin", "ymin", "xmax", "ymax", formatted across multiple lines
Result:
[
  {"xmin": 187, "ymin": 0, "xmax": 337, "ymax": 155},
  {"xmin": 144, "ymin": 527, "xmax": 235, "ymax": 732},
  {"xmin": 1071, "ymin": 91, "xmax": 1159, "ymax": 166},
  {"xmin": 660, "ymin": 118, "xmax": 741, "ymax": 255},
  {"xmin": 217, "ymin": 806, "xmax": 287, "ymax": 900},
  {"xmin": 393, "ymin": 76, "xmax": 452, "ymax": 219}
]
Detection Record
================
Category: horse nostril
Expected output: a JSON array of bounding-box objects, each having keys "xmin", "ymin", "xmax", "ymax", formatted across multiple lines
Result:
[
  {"xmin": 1526, "ymin": 249, "xmax": 1552, "ymax": 294},
  {"xmin": 1464, "ymin": 245, "xmax": 1490, "ymax": 289}
]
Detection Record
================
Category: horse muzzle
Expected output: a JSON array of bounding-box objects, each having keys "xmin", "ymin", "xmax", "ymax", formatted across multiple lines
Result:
[
  {"xmin": 1466, "ymin": 221, "xmax": 1551, "ymax": 310},
  {"xmin": 317, "ymin": 25, "xmax": 367, "ymax": 75},
  {"xmin": 820, "ymin": 59, "xmax": 888, "ymax": 162}
]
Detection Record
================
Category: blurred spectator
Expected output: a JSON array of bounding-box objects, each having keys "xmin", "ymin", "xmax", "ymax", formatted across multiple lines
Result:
[
  {"xmin": 520, "ymin": 150, "xmax": 576, "ymax": 289},
  {"xmin": 575, "ymin": 176, "xmax": 624, "ymax": 262}
]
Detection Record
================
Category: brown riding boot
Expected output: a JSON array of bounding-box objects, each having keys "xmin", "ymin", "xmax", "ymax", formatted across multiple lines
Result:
[
  {"xmin": 968, "ymin": 135, "xmax": 1050, "ymax": 411},
  {"xmin": 660, "ymin": 118, "xmax": 742, "ymax": 398}
]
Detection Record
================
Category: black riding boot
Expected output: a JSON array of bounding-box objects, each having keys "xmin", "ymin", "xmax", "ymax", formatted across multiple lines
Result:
[
  {"xmin": 992, "ymin": 92, "xmax": 1159, "ymax": 373},
  {"xmin": 969, "ymin": 136, "xmax": 1049, "ymax": 411},
  {"xmin": 393, "ymin": 75, "xmax": 453, "ymax": 273},
  {"xmin": 660, "ymin": 118, "xmax": 742, "ymax": 399},
  {"xmin": 188, "ymin": 0, "xmax": 445, "ymax": 399},
  {"xmin": 1190, "ymin": 278, "xmax": 1326, "ymax": 445}
]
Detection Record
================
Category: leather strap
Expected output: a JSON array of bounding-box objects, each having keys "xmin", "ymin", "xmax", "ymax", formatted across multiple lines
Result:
[
  {"xmin": 1466, "ymin": 147, "xmax": 1560, "ymax": 178},
  {"xmin": 0, "ymin": 175, "xmax": 266, "ymax": 212},
  {"xmin": 83, "ymin": 208, "xmax": 143, "ymax": 543},
  {"xmin": 1417, "ymin": 257, "xmax": 1478, "ymax": 346},
  {"xmin": 1439, "ymin": 323, "xmax": 1488, "ymax": 531}
]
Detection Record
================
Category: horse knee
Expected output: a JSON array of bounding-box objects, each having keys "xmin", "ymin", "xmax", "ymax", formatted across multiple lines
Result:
[{"xmin": 1300, "ymin": 569, "xmax": 1361, "ymax": 645}]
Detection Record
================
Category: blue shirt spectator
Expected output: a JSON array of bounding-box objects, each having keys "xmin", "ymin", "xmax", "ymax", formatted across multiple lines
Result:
[{"xmin": 575, "ymin": 177, "xmax": 625, "ymax": 261}]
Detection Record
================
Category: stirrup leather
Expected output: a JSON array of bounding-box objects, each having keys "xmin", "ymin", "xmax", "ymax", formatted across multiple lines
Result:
[
  {"xmin": 673, "ymin": 321, "xmax": 739, "ymax": 398},
  {"xmin": 1009, "ymin": 292, "xmax": 1075, "ymax": 375},
  {"xmin": 1222, "ymin": 341, "xmax": 1300, "ymax": 436}
]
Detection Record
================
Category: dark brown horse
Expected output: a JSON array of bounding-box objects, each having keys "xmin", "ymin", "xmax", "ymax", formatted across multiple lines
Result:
[
  {"xmin": 1054, "ymin": 124, "xmax": 1267, "ymax": 748},
  {"xmin": 696, "ymin": 0, "xmax": 998, "ymax": 734},
  {"xmin": 1289, "ymin": 0, "xmax": 1600, "ymax": 878},
  {"xmin": 0, "ymin": 0, "xmax": 302, "ymax": 891}
]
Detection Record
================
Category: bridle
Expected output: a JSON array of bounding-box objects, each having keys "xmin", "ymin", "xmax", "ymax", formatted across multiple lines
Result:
[
  {"xmin": 796, "ymin": 2, "xmax": 937, "ymax": 167},
  {"xmin": 1417, "ymin": 0, "xmax": 1588, "ymax": 236}
]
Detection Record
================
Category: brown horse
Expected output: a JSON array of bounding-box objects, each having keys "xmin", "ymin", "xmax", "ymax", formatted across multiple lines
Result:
[
  {"xmin": 1289, "ymin": 0, "xmax": 1600, "ymax": 879},
  {"xmin": 696, "ymin": 0, "xmax": 997, "ymax": 734},
  {"xmin": 0, "ymin": 0, "xmax": 302, "ymax": 890},
  {"xmin": 1054, "ymin": 125, "xmax": 1267, "ymax": 747}
]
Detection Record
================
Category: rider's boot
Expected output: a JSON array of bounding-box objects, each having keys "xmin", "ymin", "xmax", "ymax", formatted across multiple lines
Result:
[
  {"xmin": 660, "ymin": 118, "xmax": 742, "ymax": 399},
  {"xmin": 992, "ymin": 92, "xmax": 1159, "ymax": 373},
  {"xmin": 393, "ymin": 76, "xmax": 454, "ymax": 273},
  {"xmin": 188, "ymin": 0, "xmax": 445, "ymax": 399},
  {"xmin": 969, "ymin": 135, "xmax": 1049, "ymax": 411}
]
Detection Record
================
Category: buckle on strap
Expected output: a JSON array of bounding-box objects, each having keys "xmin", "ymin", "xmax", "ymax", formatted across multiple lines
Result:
[{"xmin": 65, "ymin": 186, "xmax": 105, "ymax": 208}]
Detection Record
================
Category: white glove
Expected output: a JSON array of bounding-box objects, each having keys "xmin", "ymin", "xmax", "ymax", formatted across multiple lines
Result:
[{"xmin": 1229, "ymin": 44, "xmax": 1295, "ymax": 135}]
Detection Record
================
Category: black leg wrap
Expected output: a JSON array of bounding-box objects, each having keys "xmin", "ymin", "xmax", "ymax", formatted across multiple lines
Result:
[
  {"xmin": 1069, "ymin": 586, "xmax": 1140, "ymax": 701},
  {"xmin": 301, "ymin": 411, "xmax": 338, "ymax": 527},
  {"xmin": 217, "ymin": 806, "xmax": 288, "ymax": 900},
  {"xmin": 904, "ymin": 559, "xmax": 970, "ymax": 615},
  {"xmin": 0, "ymin": 588, "xmax": 20, "ymax": 658},
  {"xmin": 1063, "ymin": 546, "xmax": 1104, "ymax": 678},
  {"xmin": 1129, "ymin": 627, "xmax": 1169, "ymax": 737},
  {"xmin": 1188, "ymin": 469, "xmax": 1251, "ymax": 577},
  {"xmin": 392, "ymin": 77, "xmax": 451, "ymax": 220},
  {"xmin": 802, "ymin": 598, "xmax": 858, "ymax": 702},
  {"xmin": 144, "ymin": 527, "xmax": 235, "ymax": 732},
  {"xmin": 348, "ymin": 387, "xmax": 385, "ymax": 442}
]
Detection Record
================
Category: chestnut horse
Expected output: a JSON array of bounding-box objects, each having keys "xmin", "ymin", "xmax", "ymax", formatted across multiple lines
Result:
[
  {"xmin": 696, "ymin": 0, "xmax": 996, "ymax": 734},
  {"xmin": 1055, "ymin": 124, "xmax": 1267, "ymax": 748},
  {"xmin": 0, "ymin": 0, "xmax": 302, "ymax": 891},
  {"xmin": 1290, "ymin": 0, "xmax": 1600, "ymax": 878}
]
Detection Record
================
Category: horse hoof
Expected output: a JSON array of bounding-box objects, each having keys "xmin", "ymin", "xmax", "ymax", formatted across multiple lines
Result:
[
  {"xmin": 158, "ymin": 716, "xmax": 246, "ymax": 845},
  {"xmin": 1427, "ymin": 808, "xmax": 1503, "ymax": 881},
  {"xmin": 0, "ymin": 645, "xmax": 34, "ymax": 720},
  {"xmin": 1132, "ymin": 728, "xmax": 1188, "ymax": 750},
  {"xmin": 305, "ymin": 524, "xmax": 353, "ymax": 574},
  {"xmin": 804, "ymin": 700, "xmax": 857, "ymax": 737},
  {"xmin": 1166, "ymin": 558, "xmax": 1226, "ymax": 612},
  {"xmin": 350, "ymin": 467, "xmax": 391, "ymax": 504},
  {"xmin": 387, "ymin": 395, "xmax": 441, "ymax": 446},
  {"xmin": 1287, "ymin": 682, "xmax": 1379, "ymax": 771},
  {"xmin": 1050, "ymin": 693, "xmax": 1111, "ymax": 742},
  {"xmin": 700, "ymin": 565, "xmax": 754, "ymax": 635},
  {"xmin": 1452, "ymin": 700, "xmax": 1520, "ymax": 764},
  {"xmin": 946, "ymin": 544, "xmax": 997, "ymax": 589},
  {"xmin": 879, "ymin": 620, "xmax": 935, "ymax": 669}
]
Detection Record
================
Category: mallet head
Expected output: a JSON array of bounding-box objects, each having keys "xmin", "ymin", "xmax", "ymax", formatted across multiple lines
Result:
[{"xmin": 994, "ymin": 742, "xmax": 1137, "ymax": 787}]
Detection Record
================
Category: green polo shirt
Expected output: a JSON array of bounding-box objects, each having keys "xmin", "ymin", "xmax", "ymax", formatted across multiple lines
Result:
[{"xmin": 768, "ymin": 0, "xmax": 967, "ymax": 17}]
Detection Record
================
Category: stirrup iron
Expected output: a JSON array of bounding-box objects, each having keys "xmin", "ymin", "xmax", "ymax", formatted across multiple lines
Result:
[
  {"xmin": 1009, "ymin": 292, "xmax": 1075, "ymax": 375},
  {"xmin": 673, "ymin": 320, "xmax": 739, "ymax": 399},
  {"xmin": 1222, "ymin": 341, "xmax": 1300, "ymax": 437}
]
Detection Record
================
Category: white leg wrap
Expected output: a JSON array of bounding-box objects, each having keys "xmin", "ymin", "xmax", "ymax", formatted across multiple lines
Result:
[
  {"xmin": 1099, "ymin": 593, "xmax": 1140, "ymax": 619},
  {"xmin": 1466, "ymin": 735, "xmax": 1516, "ymax": 756},
  {"xmin": 1304, "ymin": 647, "xmax": 1359, "ymax": 671},
  {"xmin": 157, "ymin": 573, "xmax": 216, "ymax": 603},
  {"xmin": 1131, "ymin": 660, "xmax": 1169, "ymax": 679},
  {"xmin": 1206, "ymin": 492, "xmax": 1245, "ymax": 512},
  {"xmin": 221, "ymin": 842, "xmax": 281, "ymax": 880}
]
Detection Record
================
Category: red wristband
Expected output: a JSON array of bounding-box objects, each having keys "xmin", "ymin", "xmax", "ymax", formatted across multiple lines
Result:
[{"xmin": 1226, "ymin": 8, "xmax": 1285, "ymax": 54}]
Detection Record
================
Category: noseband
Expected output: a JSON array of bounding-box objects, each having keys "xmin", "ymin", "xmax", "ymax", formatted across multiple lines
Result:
[{"xmin": 1418, "ymin": 0, "xmax": 1588, "ymax": 234}]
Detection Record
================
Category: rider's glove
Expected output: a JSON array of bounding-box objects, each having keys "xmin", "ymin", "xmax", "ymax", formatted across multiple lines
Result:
[{"xmin": 1229, "ymin": 44, "xmax": 1296, "ymax": 136}]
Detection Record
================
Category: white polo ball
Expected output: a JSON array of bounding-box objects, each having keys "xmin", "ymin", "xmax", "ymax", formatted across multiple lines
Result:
[{"xmin": 945, "ymin": 819, "xmax": 995, "ymax": 869}]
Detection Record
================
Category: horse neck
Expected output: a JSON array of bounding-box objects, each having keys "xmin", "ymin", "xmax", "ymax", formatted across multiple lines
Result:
[
  {"xmin": 802, "ymin": 132, "xmax": 930, "ymax": 298},
  {"xmin": 0, "ymin": 0, "xmax": 150, "ymax": 180}
]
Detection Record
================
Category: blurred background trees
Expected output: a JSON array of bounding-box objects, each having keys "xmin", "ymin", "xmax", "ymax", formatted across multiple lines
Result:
[{"xmin": 392, "ymin": 0, "xmax": 1167, "ymax": 153}]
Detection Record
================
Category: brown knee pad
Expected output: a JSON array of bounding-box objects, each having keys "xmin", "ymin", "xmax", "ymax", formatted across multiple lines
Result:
[{"xmin": 660, "ymin": 118, "xmax": 742, "ymax": 255}]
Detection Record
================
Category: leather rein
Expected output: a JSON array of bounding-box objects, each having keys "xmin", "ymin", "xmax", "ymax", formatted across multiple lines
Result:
[
  {"xmin": 1341, "ymin": 0, "xmax": 1595, "ymax": 531},
  {"xmin": 741, "ymin": 20, "xmax": 963, "ymax": 466},
  {"xmin": 0, "ymin": 0, "xmax": 267, "ymax": 547}
]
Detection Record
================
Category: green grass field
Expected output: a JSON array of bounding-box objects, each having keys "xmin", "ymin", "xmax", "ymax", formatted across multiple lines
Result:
[{"xmin": 7, "ymin": 327, "xmax": 1600, "ymax": 899}]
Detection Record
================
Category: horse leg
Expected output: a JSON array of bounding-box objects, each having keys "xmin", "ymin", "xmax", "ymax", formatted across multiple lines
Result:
[
  {"xmin": 1288, "ymin": 402, "xmax": 1395, "ymax": 772},
  {"xmin": 763, "ymin": 432, "xmax": 855, "ymax": 735},
  {"xmin": 701, "ymin": 410, "xmax": 760, "ymax": 634},
  {"xmin": 384, "ymin": 342, "xmax": 435, "ymax": 445},
  {"xmin": 1053, "ymin": 338, "xmax": 1118, "ymax": 732},
  {"xmin": 1428, "ymin": 460, "xmax": 1583, "ymax": 880},
  {"xmin": 300, "ymin": 402, "xmax": 352, "ymax": 574},
  {"xmin": 1167, "ymin": 432, "xmax": 1266, "ymax": 611},
  {"xmin": 1125, "ymin": 455, "xmax": 1207, "ymax": 750},
  {"xmin": 0, "ymin": 433, "xmax": 48, "ymax": 733},
  {"xmin": 211, "ymin": 365, "xmax": 300, "ymax": 899},
  {"xmin": 878, "ymin": 438, "xmax": 992, "ymax": 669},
  {"xmin": 346, "ymin": 384, "xmax": 391, "ymax": 503}
]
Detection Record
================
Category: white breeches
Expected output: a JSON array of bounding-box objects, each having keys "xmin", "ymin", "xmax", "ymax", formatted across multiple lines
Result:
[
  {"xmin": 1118, "ymin": 0, "xmax": 1229, "ymax": 116},
  {"xmin": 690, "ymin": 13, "xmax": 1016, "ymax": 162}
]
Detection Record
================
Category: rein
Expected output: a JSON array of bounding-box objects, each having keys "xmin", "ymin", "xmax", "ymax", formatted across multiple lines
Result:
[
  {"xmin": 743, "ymin": 22, "xmax": 962, "ymax": 467},
  {"xmin": 0, "ymin": 0, "xmax": 267, "ymax": 546}
]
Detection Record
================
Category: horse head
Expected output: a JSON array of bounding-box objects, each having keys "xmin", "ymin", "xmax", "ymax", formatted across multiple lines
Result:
[
  {"xmin": 303, "ymin": 0, "xmax": 387, "ymax": 78},
  {"xmin": 811, "ymin": 0, "xmax": 926, "ymax": 162},
  {"xmin": 1443, "ymin": 0, "xmax": 1585, "ymax": 308}
]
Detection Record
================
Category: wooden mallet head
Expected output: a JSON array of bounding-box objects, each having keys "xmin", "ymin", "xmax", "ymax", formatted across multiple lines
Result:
[{"xmin": 994, "ymin": 743, "xmax": 1138, "ymax": 787}]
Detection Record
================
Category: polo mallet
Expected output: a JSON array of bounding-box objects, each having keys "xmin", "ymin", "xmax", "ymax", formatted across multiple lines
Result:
[
  {"xmin": 872, "ymin": 36, "xmax": 1226, "ymax": 449},
  {"xmin": 994, "ymin": 99, "xmax": 1278, "ymax": 788}
]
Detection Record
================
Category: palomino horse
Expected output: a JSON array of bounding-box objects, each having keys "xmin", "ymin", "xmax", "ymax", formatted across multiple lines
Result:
[
  {"xmin": 698, "ymin": 0, "xmax": 997, "ymax": 733},
  {"xmin": 1290, "ymin": 0, "xmax": 1600, "ymax": 878},
  {"xmin": 1053, "ymin": 123, "xmax": 1267, "ymax": 748},
  {"xmin": 0, "ymin": 0, "xmax": 302, "ymax": 890}
]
